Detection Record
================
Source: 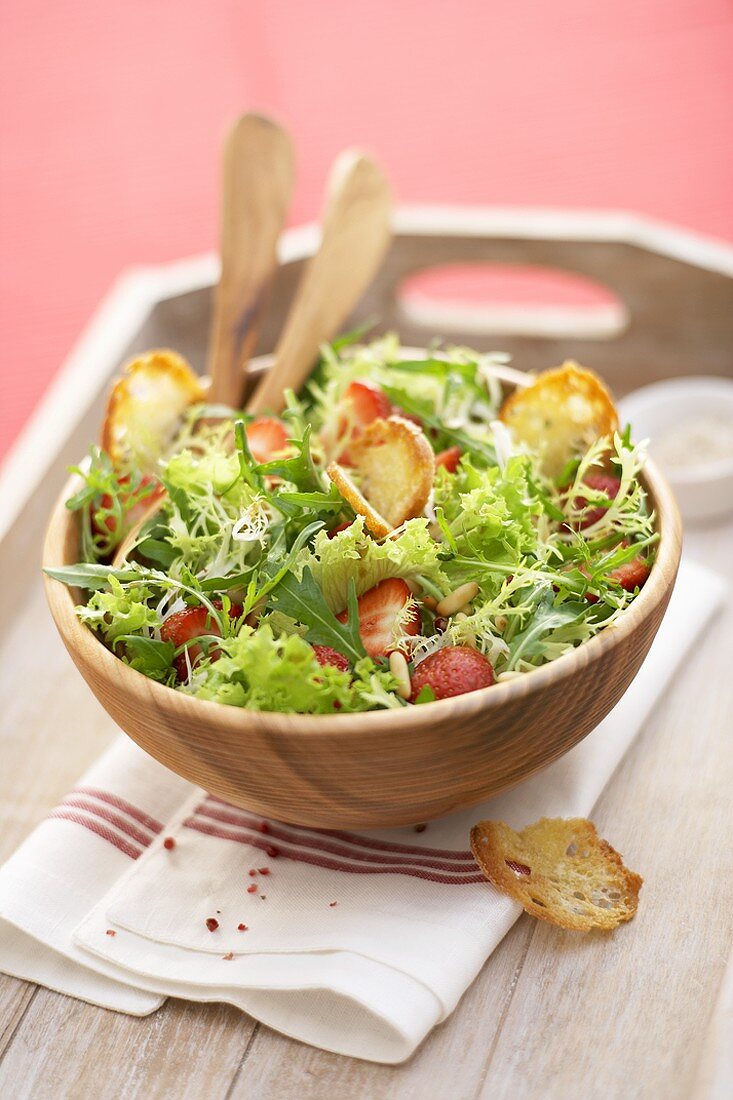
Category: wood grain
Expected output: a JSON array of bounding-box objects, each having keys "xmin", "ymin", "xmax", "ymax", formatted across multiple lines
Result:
[
  {"xmin": 206, "ymin": 114, "xmax": 294, "ymax": 407},
  {"xmin": 0, "ymin": 214, "xmax": 730, "ymax": 1096}
]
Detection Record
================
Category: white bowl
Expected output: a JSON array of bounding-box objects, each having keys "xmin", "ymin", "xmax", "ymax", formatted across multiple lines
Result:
[{"xmin": 618, "ymin": 377, "xmax": 733, "ymax": 524}]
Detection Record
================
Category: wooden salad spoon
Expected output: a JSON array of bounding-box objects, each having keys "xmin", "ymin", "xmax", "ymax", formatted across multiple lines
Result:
[
  {"xmin": 246, "ymin": 148, "xmax": 392, "ymax": 415},
  {"xmin": 113, "ymin": 147, "xmax": 391, "ymax": 567},
  {"xmin": 206, "ymin": 112, "xmax": 295, "ymax": 408}
]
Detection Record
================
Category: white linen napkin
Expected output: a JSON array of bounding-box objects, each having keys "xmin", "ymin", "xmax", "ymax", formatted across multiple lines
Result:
[{"xmin": 0, "ymin": 558, "xmax": 726, "ymax": 1063}]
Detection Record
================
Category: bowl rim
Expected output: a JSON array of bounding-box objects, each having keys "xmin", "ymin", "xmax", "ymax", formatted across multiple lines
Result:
[{"xmin": 42, "ymin": 363, "xmax": 683, "ymax": 737}]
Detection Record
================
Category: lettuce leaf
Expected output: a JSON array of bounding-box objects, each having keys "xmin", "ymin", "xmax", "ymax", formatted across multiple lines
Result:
[
  {"xmin": 299, "ymin": 516, "xmax": 449, "ymax": 612},
  {"xmin": 188, "ymin": 624, "xmax": 399, "ymax": 713}
]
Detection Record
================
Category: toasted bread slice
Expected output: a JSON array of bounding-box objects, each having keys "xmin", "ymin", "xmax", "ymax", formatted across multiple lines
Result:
[
  {"xmin": 349, "ymin": 416, "xmax": 435, "ymax": 528},
  {"xmin": 326, "ymin": 462, "xmax": 392, "ymax": 538},
  {"xmin": 499, "ymin": 362, "xmax": 619, "ymax": 478},
  {"xmin": 470, "ymin": 816, "xmax": 642, "ymax": 931},
  {"xmin": 101, "ymin": 349, "xmax": 204, "ymax": 472}
]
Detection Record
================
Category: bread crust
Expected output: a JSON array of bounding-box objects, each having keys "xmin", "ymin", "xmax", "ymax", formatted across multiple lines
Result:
[
  {"xmin": 349, "ymin": 416, "xmax": 435, "ymax": 527},
  {"xmin": 101, "ymin": 348, "xmax": 204, "ymax": 471},
  {"xmin": 470, "ymin": 816, "xmax": 642, "ymax": 931},
  {"xmin": 499, "ymin": 361, "xmax": 619, "ymax": 479},
  {"xmin": 326, "ymin": 462, "xmax": 393, "ymax": 538}
]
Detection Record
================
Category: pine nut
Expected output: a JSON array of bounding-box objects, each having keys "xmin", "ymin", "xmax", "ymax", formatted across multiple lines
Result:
[
  {"xmin": 436, "ymin": 582, "xmax": 479, "ymax": 617},
  {"xmin": 389, "ymin": 650, "xmax": 412, "ymax": 699},
  {"xmin": 495, "ymin": 615, "xmax": 508, "ymax": 632},
  {"xmin": 422, "ymin": 595, "xmax": 438, "ymax": 610}
]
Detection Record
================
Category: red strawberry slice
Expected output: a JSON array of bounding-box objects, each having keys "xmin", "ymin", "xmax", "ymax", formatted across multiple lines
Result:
[
  {"xmin": 409, "ymin": 645, "xmax": 494, "ymax": 702},
  {"xmin": 246, "ymin": 417, "xmax": 290, "ymax": 464},
  {"xmin": 336, "ymin": 578, "xmax": 420, "ymax": 658},
  {"xmin": 435, "ymin": 446, "xmax": 462, "ymax": 474},
  {"xmin": 572, "ymin": 472, "xmax": 621, "ymax": 529},
  {"xmin": 161, "ymin": 601, "xmax": 243, "ymax": 681},
  {"xmin": 579, "ymin": 542, "xmax": 650, "ymax": 602},
  {"xmin": 608, "ymin": 554, "xmax": 651, "ymax": 592},
  {"xmin": 312, "ymin": 645, "xmax": 351, "ymax": 673},
  {"xmin": 334, "ymin": 381, "xmax": 392, "ymax": 462}
]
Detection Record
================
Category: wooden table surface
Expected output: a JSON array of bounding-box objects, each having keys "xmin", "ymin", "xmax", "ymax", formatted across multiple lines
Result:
[{"xmin": 0, "ymin": 391, "xmax": 731, "ymax": 1098}]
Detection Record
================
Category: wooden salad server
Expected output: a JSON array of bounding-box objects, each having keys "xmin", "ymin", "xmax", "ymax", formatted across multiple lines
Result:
[
  {"xmin": 246, "ymin": 148, "xmax": 392, "ymax": 415},
  {"xmin": 206, "ymin": 113, "xmax": 295, "ymax": 408}
]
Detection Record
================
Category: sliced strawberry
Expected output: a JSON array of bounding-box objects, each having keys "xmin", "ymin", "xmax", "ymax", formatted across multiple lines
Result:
[
  {"xmin": 336, "ymin": 578, "xmax": 420, "ymax": 658},
  {"xmin": 609, "ymin": 555, "xmax": 651, "ymax": 592},
  {"xmin": 344, "ymin": 380, "xmax": 392, "ymax": 426},
  {"xmin": 578, "ymin": 542, "xmax": 650, "ymax": 602},
  {"xmin": 435, "ymin": 446, "xmax": 462, "ymax": 474},
  {"xmin": 161, "ymin": 601, "xmax": 243, "ymax": 681},
  {"xmin": 334, "ymin": 381, "xmax": 392, "ymax": 462},
  {"xmin": 409, "ymin": 645, "xmax": 494, "ymax": 702},
  {"xmin": 572, "ymin": 472, "xmax": 621, "ymax": 529},
  {"xmin": 312, "ymin": 645, "xmax": 351, "ymax": 673},
  {"xmin": 246, "ymin": 417, "xmax": 290, "ymax": 464}
]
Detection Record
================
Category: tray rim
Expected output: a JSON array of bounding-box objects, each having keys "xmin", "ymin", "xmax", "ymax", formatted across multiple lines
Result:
[{"xmin": 2, "ymin": 204, "xmax": 732, "ymax": 547}]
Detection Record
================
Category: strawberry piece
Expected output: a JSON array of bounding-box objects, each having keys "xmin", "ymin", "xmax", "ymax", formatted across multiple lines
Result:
[
  {"xmin": 312, "ymin": 645, "xmax": 351, "ymax": 673},
  {"xmin": 435, "ymin": 446, "xmax": 462, "ymax": 474},
  {"xmin": 161, "ymin": 601, "xmax": 243, "ymax": 681},
  {"xmin": 578, "ymin": 542, "xmax": 650, "ymax": 602},
  {"xmin": 572, "ymin": 472, "xmax": 621, "ymax": 529},
  {"xmin": 334, "ymin": 381, "xmax": 392, "ymax": 462},
  {"xmin": 344, "ymin": 380, "xmax": 392, "ymax": 427},
  {"xmin": 336, "ymin": 578, "xmax": 420, "ymax": 658},
  {"xmin": 609, "ymin": 555, "xmax": 651, "ymax": 592},
  {"xmin": 246, "ymin": 417, "xmax": 289, "ymax": 464},
  {"xmin": 409, "ymin": 645, "xmax": 494, "ymax": 702}
]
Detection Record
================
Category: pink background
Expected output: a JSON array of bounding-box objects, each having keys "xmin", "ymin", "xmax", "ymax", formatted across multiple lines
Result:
[{"xmin": 1, "ymin": 0, "xmax": 732, "ymax": 460}]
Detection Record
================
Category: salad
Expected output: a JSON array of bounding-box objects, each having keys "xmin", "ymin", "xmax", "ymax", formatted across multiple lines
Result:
[{"xmin": 47, "ymin": 336, "xmax": 656, "ymax": 715}]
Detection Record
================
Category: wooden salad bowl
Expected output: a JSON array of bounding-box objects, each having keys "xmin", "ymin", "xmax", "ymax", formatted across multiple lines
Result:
[{"xmin": 42, "ymin": 354, "xmax": 683, "ymax": 829}]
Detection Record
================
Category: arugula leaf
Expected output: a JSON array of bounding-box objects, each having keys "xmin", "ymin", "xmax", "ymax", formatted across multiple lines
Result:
[
  {"xmin": 381, "ymin": 384, "xmax": 498, "ymax": 464},
  {"xmin": 117, "ymin": 635, "xmax": 175, "ymax": 681},
  {"xmin": 268, "ymin": 567, "xmax": 366, "ymax": 663},
  {"xmin": 329, "ymin": 318, "xmax": 379, "ymax": 352},
  {"xmin": 506, "ymin": 591, "xmax": 585, "ymax": 670},
  {"xmin": 256, "ymin": 425, "xmax": 321, "ymax": 491},
  {"xmin": 44, "ymin": 563, "xmax": 140, "ymax": 591}
]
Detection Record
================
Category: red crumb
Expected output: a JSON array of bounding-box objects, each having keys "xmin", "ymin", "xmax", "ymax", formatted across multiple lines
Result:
[
  {"xmin": 414, "ymin": 823, "xmax": 427, "ymax": 833},
  {"xmin": 237, "ymin": 923, "xmax": 248, "ymax": 931},
  {"xmin": 105, "ymin": 929, "xmax": 116, "ymax": 937},
  {"xmin": 248, "ymin": 869, "xmax": 257, "ymax": 877},
  {"xmin": 247, "ymin": 883, "xmax": 258, "ymax": 894},
  {"xmin": 260, "ymin": 895, "xmax": 267, "ymax": 900},
  {"xmin": 258, "ymin": 867, "xmax": 270, "ymax": 875},
  {"xmin": 258, "ymin": 821, "xmax": 270, "ymax": 834},
  {"xmin": 223, "ymin": 952, "xmax": 234, "ymax": 961},
  {"xmin": 163, "ymin": 836, "xmax": 176, "ymax": 850},
  {"xmin": 265, "ymin": 844, "xmax": 279, "ymax": 858},
  {"xmin": 329, "ymin": 901, "xmax": 338, "ymax": 908},
  {"xmin": 205, "ymin": 917, "xmax": 219, "ymax": 932}
]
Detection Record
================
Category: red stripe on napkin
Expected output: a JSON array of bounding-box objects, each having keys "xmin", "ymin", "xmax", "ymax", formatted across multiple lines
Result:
[
  {"xmin": 49, "ymin": 809, "xmax": 143, "ymax": 860},
  {"xmin": 60, "ymin": 796, "xmax": 158, "ymax": 848},
  {"xmin": 194, "ymin": 804, "xmax": 474, "ymax": 873},
  {"xmin": 72, "ymin": 787, "xmax": 164, "ymax": 833},
  {"xmin": 184, "ymin": 817, "xmax": 484, "ymax": 886}
]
